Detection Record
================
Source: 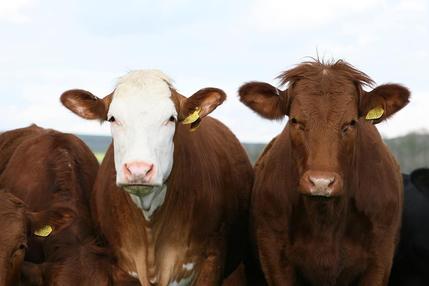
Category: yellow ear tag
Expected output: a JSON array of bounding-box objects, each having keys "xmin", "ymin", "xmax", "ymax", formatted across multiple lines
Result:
[
  {"xmin": 182, "ymin": 108, "xmax": 200, "ymax": 125},
  {"xmin": 190, "ymin": 118, "xmax": 201, "ymax": 132},
  {"xmin": 365, "ymin": 106, "xmax": 384, "ymax": 120},
  {"xmin": 34, "ymin": 225, "xmax": 53, "ymax": 237}
]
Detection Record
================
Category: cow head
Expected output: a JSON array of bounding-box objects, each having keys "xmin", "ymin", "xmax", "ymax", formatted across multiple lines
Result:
[
  {"xmin": 61, "ymin": 70, "xmax": 225, "ymax": 195},
  {"xmin": 0, "ymin": 191, "xmax": 74, "ymax": 286},
  {"xmin": 239, "ymin": 59, "xmax": 410, "ymax": 198}
]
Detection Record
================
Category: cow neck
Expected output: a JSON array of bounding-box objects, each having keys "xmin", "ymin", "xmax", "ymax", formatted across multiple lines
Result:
[{"xmin": 127, "ymin": 184, "xmax": 167, "ymax": 221}]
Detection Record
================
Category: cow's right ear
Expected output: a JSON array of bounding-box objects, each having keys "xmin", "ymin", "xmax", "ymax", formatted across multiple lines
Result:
[
  {"xmin": 238, "ymin": 81, "xmax": 289, "ymax": 120},
  {"xmin": 28, "ymin": 205, "xmax": 76, "ymax": 237},
  {"xmin": 60, "ymin": 89, "xmax": 112, "ymax": 121}
]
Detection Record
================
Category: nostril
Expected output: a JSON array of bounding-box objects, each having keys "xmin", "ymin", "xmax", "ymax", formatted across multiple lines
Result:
[
  {"xmin": 123, "ymin": 164, "xmax": 132, "ymax": 177},
  {"xmin": 146, "ymin": 164, "xmax": 154, "ymax": 175},
  {"xmin": 308, "ymin": 176, "xmax": 316, "ymax": 186},
  {"xmin": 328, "ymin": 177, "xmax": 335, "ymax": 187}
]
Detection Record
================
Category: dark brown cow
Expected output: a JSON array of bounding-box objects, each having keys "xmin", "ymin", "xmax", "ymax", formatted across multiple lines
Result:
[
  {"xmin": 0, "ymin": 191, "xmax": 75, "ymax": 286},
  {"xmin": 0, "ymin": 125, "xmax": 118, "ymax": 285},
  {"xmin": 239, "ymin": 59, "xmax": 410, "ymax": 286},
  {"xmin": 22, "ymin": 240, "xmax": 140, "ymax": 286},
  {"xmin": 0, "ymin": 191, "xmax": 28, "ymax": 286},
  {"xmin": 60, "ymin": 70, "xmax": 253, "ymax": 285}
]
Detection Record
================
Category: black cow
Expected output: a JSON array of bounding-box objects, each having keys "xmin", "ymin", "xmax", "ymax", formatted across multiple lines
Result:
[{"xmin": 390, "ymin": 168, "xmax": 429, "ymax": 286}]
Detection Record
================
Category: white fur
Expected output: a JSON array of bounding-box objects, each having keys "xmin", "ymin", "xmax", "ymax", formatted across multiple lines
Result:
[
  {"xmin": 108, "ymin": 70, "xmax": 177, "ymax": 187},
  {"xmin": 129, "ymin": 185, "xmax": 167, "ymax": 220},
  {"xmin": 169, "ymin": 273, "xmax": 195, "ymax": 286},
  {"xmin": 182, "ymin": 262, "xmax": 194, "ymax": 271}
]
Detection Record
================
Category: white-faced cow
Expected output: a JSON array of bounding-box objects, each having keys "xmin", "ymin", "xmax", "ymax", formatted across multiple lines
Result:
[
  {"xmin": 239, "ymin": 59, "xmax": 410, "ymax": 286},
  {"xmin": 60, "ymin": 70, "xmax": 253, "ymax": 285}
]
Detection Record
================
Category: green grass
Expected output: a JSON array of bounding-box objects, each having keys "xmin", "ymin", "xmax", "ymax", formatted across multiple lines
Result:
[{"xmin": 94, "ymin": 152, "xmax": 105, "ymax": 163}]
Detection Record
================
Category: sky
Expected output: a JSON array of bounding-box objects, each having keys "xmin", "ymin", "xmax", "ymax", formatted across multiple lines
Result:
[{"xmin": 0, "ymin": 0, "xmax": 428, "ymax": 143}]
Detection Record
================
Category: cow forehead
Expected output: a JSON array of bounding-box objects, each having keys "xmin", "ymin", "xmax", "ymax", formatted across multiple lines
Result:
[
  {"xmin": 110, "ymin": 69, "xmax": 176, "ymax": 115},
  {"xmin": 293, "ymin": 76, "xmax": 358, "ymax": 97},
  {"xmin": 291, "ymin": 79, "xmax": 358, "ymax": 120}
]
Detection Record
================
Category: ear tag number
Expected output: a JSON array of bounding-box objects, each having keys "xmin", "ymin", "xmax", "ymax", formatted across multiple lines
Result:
[
  {"xmin": 34, "ymin": 225, "xmax": 53, "ymax": 237},
  {"xmin": 365, "ymin": 106, "xmax": 384, "ymax": 120},
  {"xmin": 182, "ymin": 108, "xmax": 201, "ymax": 125}
]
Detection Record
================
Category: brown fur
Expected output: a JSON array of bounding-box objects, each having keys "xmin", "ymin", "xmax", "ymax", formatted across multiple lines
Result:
[
  {"xmin": 239, "ymin": 59, "xmax": 410, "ymax": 286},
  {"xmin": 0, "ymin": 192, "xmax": 28, "ymax": 286},
  {"xmin": 61, "ymin": 85, "xmax": 253, "ymax": 285},
  {"xmin": 92, "ymin": 116, "xmax": 252, "ymax": 285},
  {"xmin": 0, "ymin": 125, "xmax": 135, "ymax": 285}
]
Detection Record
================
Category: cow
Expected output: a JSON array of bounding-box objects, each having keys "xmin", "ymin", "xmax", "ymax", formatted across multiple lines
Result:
[
  {"xmin": 389, "ymin": 168, "xmax": 429, "ymax": 286},
  {"xmin": 238, "ymin": 59, "xmax": 410, "ymax": 286},
  {"xmin": 0, "ymin": 190, "xmax": 76, "ymax": 286},
  {"xmin": 0, "ymin": 125, "xmax": 131, "ymax": 285},
  {"xmin": 60, "ymin": 70, "xmax": 253, "ymax": 285},
  {"xmin": 20, "ymin": 240, "xmax": 140, "ymax": 286}
]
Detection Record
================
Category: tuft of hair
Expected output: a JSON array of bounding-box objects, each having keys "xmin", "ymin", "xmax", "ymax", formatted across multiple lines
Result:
[
  {"xmin": 276, "ymin": 58, "xmax": 375, "ymax": 90},
  {"xmin": 116, "ymin": 69, "xmax": 174, "ymax": 90}
]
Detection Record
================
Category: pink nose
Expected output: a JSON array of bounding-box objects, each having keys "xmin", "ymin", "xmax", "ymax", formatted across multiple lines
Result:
[
  {"xmin": 299, "ymin": 171, "xmax": 343, "ymax": 197},
  {"xmin": 123, "ymin": 161, "xmax": 155, "ymax": 184}
]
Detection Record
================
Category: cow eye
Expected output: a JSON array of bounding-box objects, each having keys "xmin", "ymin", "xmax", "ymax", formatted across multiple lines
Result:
[
  {"xmin": 342, "ymin": 119, "xmax": 357, "ymax": 134},
  {"xmin": 290, "ymin": 117, "xmax": 305, "ymax": 131},
  {"xmin": 18, "ymin": 243, "xmax": 27, "ymax": 250},
  {"xmin": 107, "ymin": 116, "xmax": 116, "ymax": 123},
  {"xmin": 169, "ymin": 115, "xmax": 176, "ymax": 122}
]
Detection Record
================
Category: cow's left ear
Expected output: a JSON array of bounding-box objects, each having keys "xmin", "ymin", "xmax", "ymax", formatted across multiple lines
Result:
[
  {"xmin": 359, "ymin": 84, "xmax": 410, "ymax": 124},
  {"xmin": 178, "ymin": 88, "xmax": 226, "ymax": 129}
]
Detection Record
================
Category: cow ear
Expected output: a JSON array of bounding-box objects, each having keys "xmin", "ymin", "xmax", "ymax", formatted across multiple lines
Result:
[
  {"xmin": 411, "ymin": 168, "xmax": 429, "ymax": 195},
  {"xmin": 238, "ymin": 81, "xmax": 288, "ymax": 120},
  {"xmin": 61, "ymin": 89, "xmax": 112, "ymax": 121},
  {"xmin": 178, "ymin": 87, "xmax": 226, "ymax": 128},
  {"xmin": 28, "ymin": 206, "xmax": 75, "ymax": 237},
  {"xmin": 359, "ymin": 84, "xmax": 410, "ymax": 124}
]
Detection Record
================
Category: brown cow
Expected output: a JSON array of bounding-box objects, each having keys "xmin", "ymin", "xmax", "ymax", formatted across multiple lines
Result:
[
  {"xmin": 239, "ymin": 59, "xmax": 410, "ymax": 286},
  {"xmin": 0, "ymin": 191, "xmax": 76, "ymax": 286},
  {"xmin": 22, "ymin": 240, "xmax": 140, "ymax": 286},
  {"xmin": 60, "ymin": 70, "xmax": 253, "ymax": 285},
  {"xmin": 0, "ymin": 125, "xmax": 122, "ymax": 285}
]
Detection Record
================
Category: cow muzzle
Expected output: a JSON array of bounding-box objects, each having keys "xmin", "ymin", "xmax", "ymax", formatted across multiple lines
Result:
[
  {"xmin": 122, "ymin": 161, "xmax": 156, "ymax": 185},
  {"xmin": 299, "ymin": 171, "xmax": 343, "ymax": 197}
]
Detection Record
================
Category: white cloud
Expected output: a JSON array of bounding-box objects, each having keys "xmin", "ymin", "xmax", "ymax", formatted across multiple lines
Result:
[{"xmin": 0, "ymin": 0, "xmax": 36, "ymax": 23}]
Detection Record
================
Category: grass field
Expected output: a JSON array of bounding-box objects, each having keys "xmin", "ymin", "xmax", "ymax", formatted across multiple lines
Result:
[{"xmin": 94, "ymin": 152, "xmax": 105, "ymax": 163}]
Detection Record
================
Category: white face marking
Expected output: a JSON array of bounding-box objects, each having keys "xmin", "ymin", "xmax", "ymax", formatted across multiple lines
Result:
[{"xmin": 108, "ymin": 70, "xmax": 177, "ymax": 187}]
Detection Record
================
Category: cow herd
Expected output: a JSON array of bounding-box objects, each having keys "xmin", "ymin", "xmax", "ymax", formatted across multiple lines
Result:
[{"xmin": 0, "ymin": 59, "xmax": 428, "ymax": 286}]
